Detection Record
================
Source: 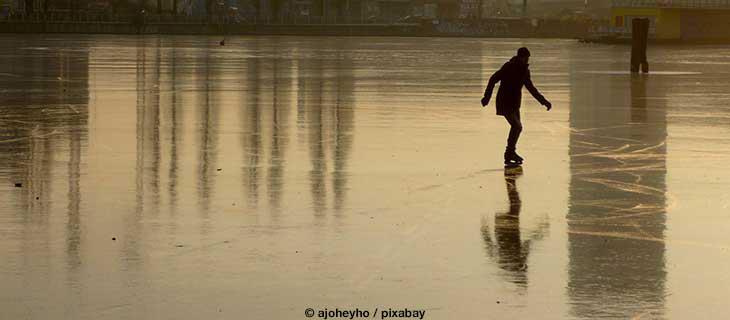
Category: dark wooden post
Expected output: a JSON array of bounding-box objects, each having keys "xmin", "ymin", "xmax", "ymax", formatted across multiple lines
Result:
[
  {"xmin": 631, "ymin": 18, "xmax": 649, "ymax": 73},
  {"xmin": 522, "ymin": 0, "xmax": 527, "ymax": 16}
]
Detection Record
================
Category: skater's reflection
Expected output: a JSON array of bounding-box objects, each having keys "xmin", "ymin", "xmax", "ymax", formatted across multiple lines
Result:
[{"xmin": 482, "ymin": 168, "xmax": 548, "ymax": 288}]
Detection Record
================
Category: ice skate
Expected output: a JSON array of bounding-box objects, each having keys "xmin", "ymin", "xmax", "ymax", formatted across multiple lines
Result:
[{"xmin": 504, "ymin": 151, "xmax": 523, "ymax": 168}]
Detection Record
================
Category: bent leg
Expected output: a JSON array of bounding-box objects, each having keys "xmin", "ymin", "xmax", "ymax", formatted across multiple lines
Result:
[{"xmin": 503, "ymin": 111, "xmax": 523, "ymax": 152}]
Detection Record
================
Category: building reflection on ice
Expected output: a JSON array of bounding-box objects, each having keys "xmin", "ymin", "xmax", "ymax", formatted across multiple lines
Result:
[
  {"xmin": 0, "ymin": 41, "xmax": 90, "ymax": 283},
  {"xmin": 568, "ymin": 67, "xmax": 669, "ymax": 318}
]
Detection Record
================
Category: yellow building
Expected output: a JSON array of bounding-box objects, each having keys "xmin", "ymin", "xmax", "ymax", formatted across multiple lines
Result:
[
  {"xmin": 610, "ymin": 7, "xmax": 680, "ymax": 39},
  {"xmin": 611, "ymin": 0, "xmax": 730, "ymax": 41}
]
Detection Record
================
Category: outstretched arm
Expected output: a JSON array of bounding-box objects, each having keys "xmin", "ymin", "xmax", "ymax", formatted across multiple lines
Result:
[
  {"xmin": 524, "ymin": 70, "xmax": 551, "ymax": 110},
  {"xmin": 482, "ymin": 68, "xmax": 503, "ymax": 106}
]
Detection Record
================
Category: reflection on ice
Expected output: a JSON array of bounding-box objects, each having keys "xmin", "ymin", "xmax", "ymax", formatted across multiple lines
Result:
[
  {"xmin": 482, "ymin": 168, "xmax": 549, "ymax": 289},
  {"xmin": 2, "ymin": 35, "xmax": 730, "ymax": 320},
  {"xmin": 568, "ymin": 73, "xmax": 668, "ymax": 318},
  {"xmin": 580, "ymin": 70, "xmax": 702, "ymax": 75}
]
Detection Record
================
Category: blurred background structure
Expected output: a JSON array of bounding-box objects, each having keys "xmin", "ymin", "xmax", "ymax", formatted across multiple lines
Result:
[
  {"xmin": 0, "ymin": 0, "xmax": 597, "ymax": 37},
  {"xmin": 0, "ymin": 0, "xmax": 728, "ymax": 41}
]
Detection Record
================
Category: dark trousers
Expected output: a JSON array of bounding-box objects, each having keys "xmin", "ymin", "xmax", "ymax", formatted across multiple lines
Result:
[{"xmin": 503, "ymin": 111, "xmax": 522, "ymax": 152}]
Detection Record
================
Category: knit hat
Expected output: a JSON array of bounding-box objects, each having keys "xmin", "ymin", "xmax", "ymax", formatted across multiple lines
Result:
[{"xmin": 517, "ymin": 47, "xmax": 531, "ymax": 58}]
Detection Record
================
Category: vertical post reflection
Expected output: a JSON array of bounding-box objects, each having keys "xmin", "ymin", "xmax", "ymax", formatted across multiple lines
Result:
[
  {"xmin": 567, "ymin": 71, "xmax": 668, "ymax": 318},
  {"xmin": 130, "ymin": 38, "xmax": 162, "ymax": 266},
  {"xmin": 134, "ymin": 38, "xmax": 147, "ymax": 228},
  {"xmin": 197, "ymin": 43, "xmax": 219, "ymax": 219},
  {"xmin": 234, "ymin": 40, "xmax": 356, "ymax": 220},
  {"xmin": 63, "ymin": 48, "xmax": 89, "ymax": 282},
  {"xmin": 135, "ymin": 38, "xmax": 162, "ymax": 216},
  {"xmin": 331, "ymin": 50, "xmax": 354, "ymax": 214},
  {"xmin": 298, "ymin": 45, "xmax": 356, "ymax": 219},
  {"xmin": 66, "ymin": 85, "xmax": 85, "ymax": 273},
  {"xmin": 66, "ymin": 118, "xmax": 82, "ymax": 273},
  {"xmin": 152, "ymin": 39, "xmax": 162, "ymax": 212},
  {"xmin": 0, "ymin": 38, "xmax": 89, "ymax": 298},
  {"xmin": 267, "ymin": 56, "xmax": 292, "ymax": 216},
  {"xmin": 168, "ymin": 44, "xmax": 181, "ymax": 211},
  {"xmin": 242, "ymin": 43, "xmax": 261, "ymax": 211},
  {"xmin": 308, "ymin": 57, "xmax": 327, "ymax": 217}
]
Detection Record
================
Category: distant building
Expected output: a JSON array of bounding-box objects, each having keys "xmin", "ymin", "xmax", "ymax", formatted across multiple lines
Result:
[
  {"xmin": 459, "ymin": 0, "xmax": 479, "ymax": 18},
  {"xmin": 610, "ymin": 0, "xmax": 730, "ymax": 40},
  {"xmin": 479, "ymin": 0, "xmax": 516, "ymax": 16},
  {"xmin": 526, "ymin": 0, "xmax": 611, "ymax": 18},
  {"xmin": 456, "ymin": 0, "xmax": 597, "ymax": 18},
  {"xmin": 236, "ymin": 0, "xmax": 370, "ymax": 23},
  {"xmin": 410, "ymin": 0, "xmax": 465, "ymax": 19}
]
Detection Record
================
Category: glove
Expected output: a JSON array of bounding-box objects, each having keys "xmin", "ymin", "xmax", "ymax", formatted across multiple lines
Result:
[
  {"xmin": 544, "ymin": 101, "xmax": 552, "ymax": 111},
  {"xmin": 481, "ymin": 97, "xmax": 489, "ymax": 107}
]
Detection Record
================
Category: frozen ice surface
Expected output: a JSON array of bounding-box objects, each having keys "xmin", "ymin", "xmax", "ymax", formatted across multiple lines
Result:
[{"xmin": 1, "ymin": 35, "xmax": 730, "ymax": 319}]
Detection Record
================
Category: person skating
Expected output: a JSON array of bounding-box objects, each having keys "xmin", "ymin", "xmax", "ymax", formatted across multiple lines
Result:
[{"xmin": 481, "ymin": 47, "xmax": 552, "ymax": 167}]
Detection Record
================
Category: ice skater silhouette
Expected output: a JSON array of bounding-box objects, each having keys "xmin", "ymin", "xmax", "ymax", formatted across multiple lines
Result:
[{"xmin": 481, "ymin": 47, "xmax": 552, "ymax": 167}]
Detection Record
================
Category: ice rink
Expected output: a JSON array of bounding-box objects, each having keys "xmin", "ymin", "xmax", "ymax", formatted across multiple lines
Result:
[{"xmin": 1, "ymin": 35, "xmax": 730, "ymax": 319}]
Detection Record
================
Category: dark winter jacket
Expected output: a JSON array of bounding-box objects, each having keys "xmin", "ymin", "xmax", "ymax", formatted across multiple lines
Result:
[{"xmin": 483, "ymin": 56, "xmax": 548, "ymax": 116}]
